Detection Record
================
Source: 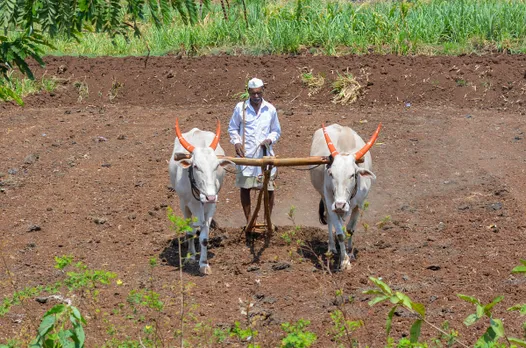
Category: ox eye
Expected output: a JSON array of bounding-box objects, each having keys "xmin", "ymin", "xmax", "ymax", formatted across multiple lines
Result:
[
  {"xmin": 193, "ymin": 164, "xmax": 199, "ymax": 171},
  {"xmin": 327, "ymin": 169, "xmax": 333, "ymax": 177}
]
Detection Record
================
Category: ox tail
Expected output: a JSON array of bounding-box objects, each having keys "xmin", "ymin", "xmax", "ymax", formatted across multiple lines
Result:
[{"xmin": 318, "ymin": 199, "xmax": 328, "ymax": 225}]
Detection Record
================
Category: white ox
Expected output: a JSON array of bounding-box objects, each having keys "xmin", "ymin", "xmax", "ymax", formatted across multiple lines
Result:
[
  {"xmin": 310, "ymin": 123, "xmax": 381, "ymax": 270},
  {"xmin": 169, "ymin": 118, "xmax": 233, "ymax": 275}
]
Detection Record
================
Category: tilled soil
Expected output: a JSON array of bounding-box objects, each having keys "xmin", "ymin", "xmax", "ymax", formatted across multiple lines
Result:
[{"xmin": 1, "ymin": 53, "xmax": 525, "ymax": 347}]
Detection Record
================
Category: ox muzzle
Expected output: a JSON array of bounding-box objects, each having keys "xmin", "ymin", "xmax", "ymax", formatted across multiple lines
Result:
[{"xmin": 332, "ymin": 201, "xmax": 350, "ymax": 215}]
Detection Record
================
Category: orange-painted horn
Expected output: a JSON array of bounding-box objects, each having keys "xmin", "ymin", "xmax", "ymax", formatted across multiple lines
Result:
[
  {"xmin": 209, "ymin": 118, "xmax": 221, "ymax": 150},
  {"xmin": 322, "ymin": 124, "xmax": 339, "ymax": 157},
  {"xmin": 175, "ymin": 118, "xmax": 195, "ymax": 153},
  {"xmin": 354, "ymin": 123, "xmax": 382, "ymax": 161}
]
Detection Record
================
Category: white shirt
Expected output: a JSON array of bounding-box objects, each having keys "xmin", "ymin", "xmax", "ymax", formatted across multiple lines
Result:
[{"xmin": 228, "ymin": 99, "xmax": 281, "ymax": 177}]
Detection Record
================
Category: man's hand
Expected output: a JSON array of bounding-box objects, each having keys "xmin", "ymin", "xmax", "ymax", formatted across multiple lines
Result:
[
  {"xmin": 260, "ymin": 139, "xmax": 272, "ymax": 148},
  {"xmin": 234, "ymin": 143, "xmax": 245, "ymax": 157}
]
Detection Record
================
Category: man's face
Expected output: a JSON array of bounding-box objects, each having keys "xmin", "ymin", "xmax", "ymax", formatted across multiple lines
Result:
[{"xmin": 248, "ymin": 87, "xmax": 263, "ymax": 104}]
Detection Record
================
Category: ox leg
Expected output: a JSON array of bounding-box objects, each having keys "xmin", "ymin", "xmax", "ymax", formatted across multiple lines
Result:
[
  {"xmin": 198, "ymin": 206, "xmax": 216, "ymax": 275},
  {"xmin": 198, "ymin": 220, "xmax": 212, "ymax": 275},
  {"xmin": 181, "ymin": 203, "xmax": 197, "ymax": 261},
  {"xmin": 327, "ymin": 220, "xmax": 337, "ymax": 256},
  {"xmin": 329, "ymin": 211, "xmax": 352, "ymax": 271},
  {"xmin": 345, "ymin": 206, "xmax": 360, "ymax": 260}
]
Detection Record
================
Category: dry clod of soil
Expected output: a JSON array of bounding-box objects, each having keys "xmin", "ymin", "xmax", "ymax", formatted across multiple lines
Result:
[{"xmin": 26, "ymin": 224, "xmax": 41, "ymax": 232}]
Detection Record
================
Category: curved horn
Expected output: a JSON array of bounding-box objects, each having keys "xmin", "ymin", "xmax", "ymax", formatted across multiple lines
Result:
[
  {"xmin": 322, "ymin": 124, "xmax": 339, "ymax": 157},
  {"xmin": 209, "ymin": 118, "xmax": 221, "ymax": 150},
  {"xmin": 175, "ymin": 118, "xmax": 195, "ymax": 153},
  {"xmin": 354, "ymin": 123, "xmax": 382, "ymax": 161}
]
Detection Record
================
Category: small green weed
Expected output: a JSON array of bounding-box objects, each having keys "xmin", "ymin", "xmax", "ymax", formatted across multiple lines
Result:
[
  {"xmin": 455, "ymin": 79, "xmax": 468, "ymax": 87},
  {"xmin": 29, "ymin": 303, "xmax": 86, "ymax": 348},
  {"xmin": 280, "ymin": 319, "xmax": 317, "ymax": 348},
  {"xmin": 329, "ymin": 310, "xmax": 363, "ymax": 347},
  {"xmin": 74, "ymin": 80, "xmax": 89, "ymax": 102},
  {"xmin": 300, "ymin": 69, "xmax": 325, "ymax": 96},
  {"xmin": 376, "ymin": 215, "xmax": 391, "ymax": 229}
]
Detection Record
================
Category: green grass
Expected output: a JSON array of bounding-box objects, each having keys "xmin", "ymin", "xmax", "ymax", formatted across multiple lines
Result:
[
  {"xmin": 43, "ymin": 0, "xmax": 526, "ymax": 57},
  {"xmin": 0, "ymin": 73, "xmax": 58, "ymax": 102}
]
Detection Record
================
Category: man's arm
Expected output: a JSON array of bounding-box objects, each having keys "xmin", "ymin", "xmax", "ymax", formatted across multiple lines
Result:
[
  {"xmin": 228, "ymin": 102, "xmax": 243, "ymax": 145},
  {"xmin": 265, "ymin": 108, "xmax": 281, "ymax": 144},
  {"xmin": 228, "ymin": 102, "xmax": 246, "ymax": 157}
]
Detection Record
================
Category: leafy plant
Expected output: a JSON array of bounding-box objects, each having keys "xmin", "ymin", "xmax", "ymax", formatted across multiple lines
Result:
[
  {"xmin": 365, "ymin": 277, "xmax": 462, "ymax": 346},
  {"xmin": 54, "ymin": 255, "xmax": 74, "ymax": 270},
  {"xmin": 29, "ymin": 303, "xmax": 86, "ymax": 348},
  {"xmin": 329, "ymin": 310, "xmax": 363, "ymax": 347},
  {"xmin": 280, "ymin": 319, "xmax": 317, "ymax": 348},
  {"xmin": 230, "ymin": 321, "xmax": 259, "ymax": 348}
]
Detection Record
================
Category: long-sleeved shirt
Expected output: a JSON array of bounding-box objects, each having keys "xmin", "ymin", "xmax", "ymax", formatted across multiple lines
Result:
[{"xmin": 228, "ymin": 99, "xmax": 281, "ymax": 177}]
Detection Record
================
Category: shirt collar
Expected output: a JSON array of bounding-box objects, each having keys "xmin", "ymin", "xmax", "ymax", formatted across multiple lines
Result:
[{"xmin": 246, "ymin": 98, "xmax": 268, "ymax": 113}]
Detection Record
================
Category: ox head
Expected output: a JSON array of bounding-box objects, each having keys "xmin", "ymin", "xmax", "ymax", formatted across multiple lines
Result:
[
  {"xmin": 322, "ymin": 123, "xmax": 381, "ymax": 215},
  {"xmin": 174, "ymin": 118, "xmax": 234, "ymax": 204}
]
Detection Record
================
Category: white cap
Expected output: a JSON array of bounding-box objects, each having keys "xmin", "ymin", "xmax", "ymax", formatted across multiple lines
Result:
[{"xmin": 247, "ymin": 78, "xmax": 264, "ymax": 89}]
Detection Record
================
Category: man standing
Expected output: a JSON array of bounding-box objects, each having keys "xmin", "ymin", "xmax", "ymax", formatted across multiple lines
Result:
[{"xmin": 228, "ymin": 78, "xmax": 282, "ymax": 225}]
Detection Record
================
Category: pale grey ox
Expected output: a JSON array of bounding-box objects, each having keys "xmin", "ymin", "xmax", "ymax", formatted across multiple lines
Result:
[
  {"xmin": 310, "ymin": 123, "xmax": 382, "ymax": 270},
  {"xmin": 169, "ymin": 118, "xmax": 234, "ymax": 275}
]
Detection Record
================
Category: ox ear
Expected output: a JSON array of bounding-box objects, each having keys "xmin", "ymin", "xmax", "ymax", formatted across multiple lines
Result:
[
  {"xmin": 176, "ymin": 159, "xmax": 193, "ymax": 169},
  {"xmin": 357, "ymin": 168, "xmax": 376, "ymax": 180},
  {"xmin": 219, "ymin": 159, "xmax": 235, "ymax": 168}
]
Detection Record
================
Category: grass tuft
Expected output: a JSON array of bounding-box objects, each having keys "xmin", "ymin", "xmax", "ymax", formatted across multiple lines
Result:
[{"xmin": 331, "ymin": 73, "xmax": 363, "ymax": 105}]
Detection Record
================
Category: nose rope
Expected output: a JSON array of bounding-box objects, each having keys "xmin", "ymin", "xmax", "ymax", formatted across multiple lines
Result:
[
  {"xmin": 348, "ymin": 176, "xmax": 359, "ymax": 203},
  {"xmin": 188, "ymin": 165, "xmax": 202, "ymax": 202}
]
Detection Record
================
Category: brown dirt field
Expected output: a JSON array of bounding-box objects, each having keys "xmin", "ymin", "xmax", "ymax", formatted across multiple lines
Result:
[{"xmin": 1, "ymin": 53, "xmax": 526, "ymax": 347}]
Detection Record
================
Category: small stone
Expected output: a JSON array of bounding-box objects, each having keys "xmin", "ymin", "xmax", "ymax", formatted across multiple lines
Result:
[
  {"xmin": 430, "ymin": 295, "xmax": 438, "ymax": 302},
  {"xmin": 488, "ymin": 202, "xmax": 502, "ymax": 211},
  {"xmin": 426, "ymin": 265, "xmax": 441, "ymax": 271},
  {"xmin": 117, "ymin": 135, "xmax": 126, "ymax": 140},
  {"xmin": 458, "ymin": 204, "xmax": 470, "ymax": 211},
  {"xmin": 272, "ymin": 262, "xmax": 291, "ymax": 271},
  {"xmin": 402, "ymin": 275, "xmax": 409, "ymax": 281},
  {"xmin": 247, "ymin": 265, "xmax": 260, "ymax": 272},
  {"xmin": 93, "ymin": 217, "xmax": 107, "ymax": 225},
  {"xmin": 262, "ymin": 297, "xmax": 277, "ymax": 304},
  {"xmin": 8, "ymin": 168, "xmax": 18, "ymax": 175},
  {"xmin": 27, "ymin": 224, "xmax": 41, "ymax": 232},
  {"xmin": 24, "ymin": 153, "xmax": 39, "ymax": 165},
  {"xmin": 35, "ymin": 297, "xmax": 48, "ymax": 304},
  {"xmin": 101, "ymin": 163, "xmax": 111, "ymax": 168}
]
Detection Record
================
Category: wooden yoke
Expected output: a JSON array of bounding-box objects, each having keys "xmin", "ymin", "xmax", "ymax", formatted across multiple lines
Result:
[{"xmin": 172, "ymin": 154, "xmax": 364, "ymax": 165}]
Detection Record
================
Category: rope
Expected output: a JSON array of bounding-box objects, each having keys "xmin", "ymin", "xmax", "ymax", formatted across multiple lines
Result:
[{"xmin": 188, "ymin": 165, "xmax": 202, "ymax": 202}]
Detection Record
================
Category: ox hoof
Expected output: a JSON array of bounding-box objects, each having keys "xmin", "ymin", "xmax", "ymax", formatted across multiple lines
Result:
[
  {"xmin": 340, "ymin": 256, "xmax": 353, "ymax": 271},
  {"xmin": 200, "ymin": 265, "xmax": 212, "ymax": 275}
]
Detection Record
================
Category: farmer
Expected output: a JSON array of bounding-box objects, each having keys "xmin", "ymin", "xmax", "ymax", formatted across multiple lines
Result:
[{"xmin": 228, "ymin": 77, "xmax": 282, "ymax": 225}]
